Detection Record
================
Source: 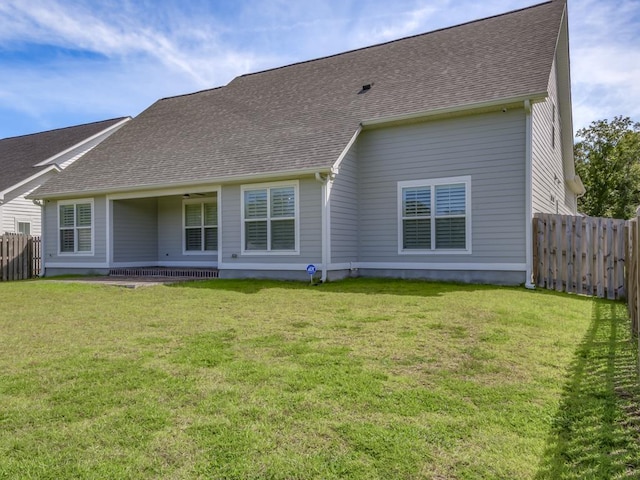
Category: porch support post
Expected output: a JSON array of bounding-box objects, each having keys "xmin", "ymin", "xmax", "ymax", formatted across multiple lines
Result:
[
  {"xmin": 316, "ymin": 172, "xmax": 333, "ymax": 282},
  {"xmin": 106, "ymin": 196, "xmax": 112, "ymax": 269}
]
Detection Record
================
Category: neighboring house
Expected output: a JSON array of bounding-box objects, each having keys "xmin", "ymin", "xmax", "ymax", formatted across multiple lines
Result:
[
  {"xmin": 31, "ymin": 0, "xmax": 584, "ymax": 285},
  {"xmin": 1, "ymin": 118, "xmax": 130, "ymax": 237}
]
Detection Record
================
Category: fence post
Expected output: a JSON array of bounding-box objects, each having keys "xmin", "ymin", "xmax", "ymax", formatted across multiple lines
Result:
[
  {"xmin": 635, "ymin": 209, "xmax": 640, "ymax": 378},
  {"xmin": 576, "ymin": 215, "xmax": 584, "ymax": 295}
]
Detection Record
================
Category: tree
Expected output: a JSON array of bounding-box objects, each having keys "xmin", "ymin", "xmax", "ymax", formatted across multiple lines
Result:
[{"xmin": 574, "ymin": 116, "xmax": 640, "ymax": 219}]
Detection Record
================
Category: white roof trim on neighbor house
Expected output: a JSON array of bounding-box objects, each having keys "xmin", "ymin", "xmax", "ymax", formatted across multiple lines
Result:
[
  {"xmin": 33, "ymin": 117, "xmax": 131, "ymax": 167},
  {"xmin": 0, "ymin": 164, "xmax": 60, "ymax": 202}
]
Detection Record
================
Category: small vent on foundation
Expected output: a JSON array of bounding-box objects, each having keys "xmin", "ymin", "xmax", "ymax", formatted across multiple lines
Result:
[{"xmin": 109, "ymin": 267, "xmax": 218, "ymax": 279}]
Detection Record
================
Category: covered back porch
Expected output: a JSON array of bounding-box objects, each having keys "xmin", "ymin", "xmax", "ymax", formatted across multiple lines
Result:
[{"xmin": 109, "ymin": 187, "xmax": 219, "ymax": 270}]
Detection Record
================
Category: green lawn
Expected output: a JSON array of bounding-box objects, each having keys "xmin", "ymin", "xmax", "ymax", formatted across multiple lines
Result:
[{"xmin": 0, "ymin": 278, "xmax": 638, "ymax": 479}]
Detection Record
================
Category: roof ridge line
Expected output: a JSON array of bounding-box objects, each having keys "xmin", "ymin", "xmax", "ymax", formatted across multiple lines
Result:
[
  {"xmin": 158, "ymin": 85, "xmax": 226, "ymax": 102},
  {"xmin": 1, "ymin": 117, "xmax": 129, "ymax": 141},
  {"xmin": 236, "ymin": 0, "xmax": 555, "ymax": 80}
]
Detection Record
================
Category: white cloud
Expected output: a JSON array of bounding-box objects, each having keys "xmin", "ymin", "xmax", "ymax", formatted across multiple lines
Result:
[
  {"xmin": 356, "ymin": 6, "xmax": 440, "ymax": 44},
  {"xmin": 568, "ymin": 0, "xmax": 640, "ymax": 129},
  {"xmin": 0, "ymin": 0, "xmax": 267, "ymax": 88}
]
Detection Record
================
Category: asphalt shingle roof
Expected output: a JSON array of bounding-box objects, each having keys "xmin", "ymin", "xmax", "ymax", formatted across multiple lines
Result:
[
  {"xmin": 0, "ymin": 118, "xmax": 128, "ymax": 193},
  {"xmin": 34, "ymin": 0, "xmax": 566, "ymax": 197}
]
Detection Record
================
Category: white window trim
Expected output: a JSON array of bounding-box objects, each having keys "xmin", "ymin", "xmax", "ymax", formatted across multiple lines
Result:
[
  {"xmin": 182, "ymin": 197, "xmax": 218, "ymax": 255},
  {"xmin": 57, "ymin": 198, "xmax": 94, "ymax": 256},
  {"xmin": 15, "ymin": 219, "xmax": 32, "ymax": 235},
  {"xmin": 241, "ymin": 180, "xmax": 300, "ymax": 256},
  {"xmin": 397, "ymin": 175, "xmax": 472, "ymax": 255}
]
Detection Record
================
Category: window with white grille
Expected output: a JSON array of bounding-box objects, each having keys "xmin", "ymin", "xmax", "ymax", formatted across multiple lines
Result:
[
  {"xmin": 184, "ymin": 199, "xmax": 217, "ymax": 253},
  {"xmin": 58, "ymin": 200, "xmax": 93, "ymax": 254},
  {"xmin": 242, "ymin": 181, "xmax": 298, "ymax": 254},
  {"xmin": 398, "ymin": 176, "xmax": 471, "ymax": 254}
]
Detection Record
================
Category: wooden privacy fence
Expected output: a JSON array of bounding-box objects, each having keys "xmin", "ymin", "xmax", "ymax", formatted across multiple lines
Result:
[
  {"xmin": 626, "ymin": 216, "xmax": 640, "ymax": 338},
  {"xmin": 533, "ymin": 213, "xmax": 627, "ymax": 300},
  {"xmin": 534, "ymin": 212, "xmax": 640, "ymax": 376},
  {"xmin": 0, "ymin": 234, "xmax": 41, "ymax": 281}
]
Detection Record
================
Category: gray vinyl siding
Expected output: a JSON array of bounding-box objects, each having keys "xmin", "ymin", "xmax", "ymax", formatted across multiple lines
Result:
[
  {"xmin": 357, "ymin": 111, "xmax": 527, "ymax": 264},
  {"xmin": 531, "ymin": 57, "xmax": 576, "ymax": 215},
  {"xmin": 157, "ymin": 196, "xmax": 185, "ymax": 261},
  {"xmin": 112, "ymin": 198, "xmax": 158, "ymax": 263},
  {"xmin": 43, "ymin": 195, "xmax": 107, "ymax": 264},
  {"xmin": 220, "ymin": 177, "xmax": 322, "ymax": 265},
  {"xmin": 330, "ymin": 143, "xmax": 358, "ymax": 264}
]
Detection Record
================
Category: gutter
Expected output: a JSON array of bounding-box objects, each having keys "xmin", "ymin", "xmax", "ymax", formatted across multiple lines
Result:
[
  {"xmin": 566, "ymin": 174, "xmax": 586, "ymax": 196},
  {"xmin": 361, "ymin": 93, "xmax": 548, "ymax": 128},
  {"xmin": 30, "ymin": 166, "xmax": 332, "ymax": 200}
]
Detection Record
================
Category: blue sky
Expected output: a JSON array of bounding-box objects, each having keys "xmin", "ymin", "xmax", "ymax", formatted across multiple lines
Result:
[{"xmin": 0, "ymin": 0, "xmax": 639, "ymax": 139}]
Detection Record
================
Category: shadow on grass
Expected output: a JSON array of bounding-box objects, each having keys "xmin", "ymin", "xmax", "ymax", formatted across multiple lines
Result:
[
  {"xmin": 169, "ymin": 276, "xmax": 515, "ymax": 297},
  {"xmin": 535, "ymin": 299, "xmax": 640, "ymax": 479}
]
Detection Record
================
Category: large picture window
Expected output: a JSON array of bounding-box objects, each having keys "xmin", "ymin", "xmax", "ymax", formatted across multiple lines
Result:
[
  {"xmin": 184, "ymin": 199, "xmax": 217, "ymax": 253},
  {"xmin": 242, "ymin": 182, "xmax": 298, "ymax": 253},
  {"xmin": 58, "ymin": 200, "xmax": 93, "ymax": 254},
  {"xmin": 398, "ymin": 176, "xmax": 471, "ymax": 253}
]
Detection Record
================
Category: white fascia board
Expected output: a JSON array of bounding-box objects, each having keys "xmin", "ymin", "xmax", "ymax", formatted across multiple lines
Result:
[
  {"xmin": 555, "ymin": 5, "xmax": 578, "ymax": 183},
  {"xmin": 331, "ymin": 127, "xmax": 361, "ymax": 174},
  {"xmin": 3, "ymin": 165, "xmax": 60, "ymax": 200},
  {"xmin": 33, "ymin": 117, "xmax": 131, "ymax": 167},
  {"xmin": 108, "ymin": 184, "xmax": 221, "ymax": 200},
  {"xmin": 360, "ymin": 93, "xmax": 548, "ymax": 128},
  {"xmin": 34, "ymin": 166, "xmax": 332, "ymax": 200}
]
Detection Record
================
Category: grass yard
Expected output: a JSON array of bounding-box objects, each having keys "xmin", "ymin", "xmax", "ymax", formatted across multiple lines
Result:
[{"xmin": 0, "ymin": 278, "xmax": 638, "ymax": 479}]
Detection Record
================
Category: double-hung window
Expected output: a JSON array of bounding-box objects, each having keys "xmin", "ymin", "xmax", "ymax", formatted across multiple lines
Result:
[
  {"xmin": 242, "ymin": 181, "xmax": 298, "ymax": 253},
  {"xmin": 59, "ymin": 200, "xmax": 93, "ymax": 254},
  {"xmin": 17, "ymin": 221, "xmax": 31, "ymax": 235},
  {"xmin": 184, "ymin": 200, "xmax": 217, "ymax": 253},
  {"xmin": 398, "ymin": 176, "xmax": 471, "ymax": 253}
]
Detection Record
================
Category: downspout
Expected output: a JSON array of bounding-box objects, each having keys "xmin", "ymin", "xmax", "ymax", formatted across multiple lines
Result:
[
  {"xmin": 32, "ymin": 199, "xmax": 45, "ymax": 277},
  {"xmin": 524, "ymin": 100, "xmax": 535, "ymax": 289},
  {"xmin": 315, "ymin": 172, "xmax": 330, "ymax": 283}
]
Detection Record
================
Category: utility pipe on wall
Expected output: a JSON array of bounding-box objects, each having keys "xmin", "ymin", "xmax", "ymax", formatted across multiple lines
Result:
[{"xmin": 524, "ymin": 100, "xmax": 535, "ymax": 289}]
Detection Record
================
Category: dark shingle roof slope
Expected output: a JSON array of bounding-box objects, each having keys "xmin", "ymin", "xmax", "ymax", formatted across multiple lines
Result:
[
  {"xmin": 35, "ymin": 0, "xmax": 566, "ymax": 197},
  {"xmin": 0, "ymin": 118, "xmax": 128, "ymax": 192}
]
